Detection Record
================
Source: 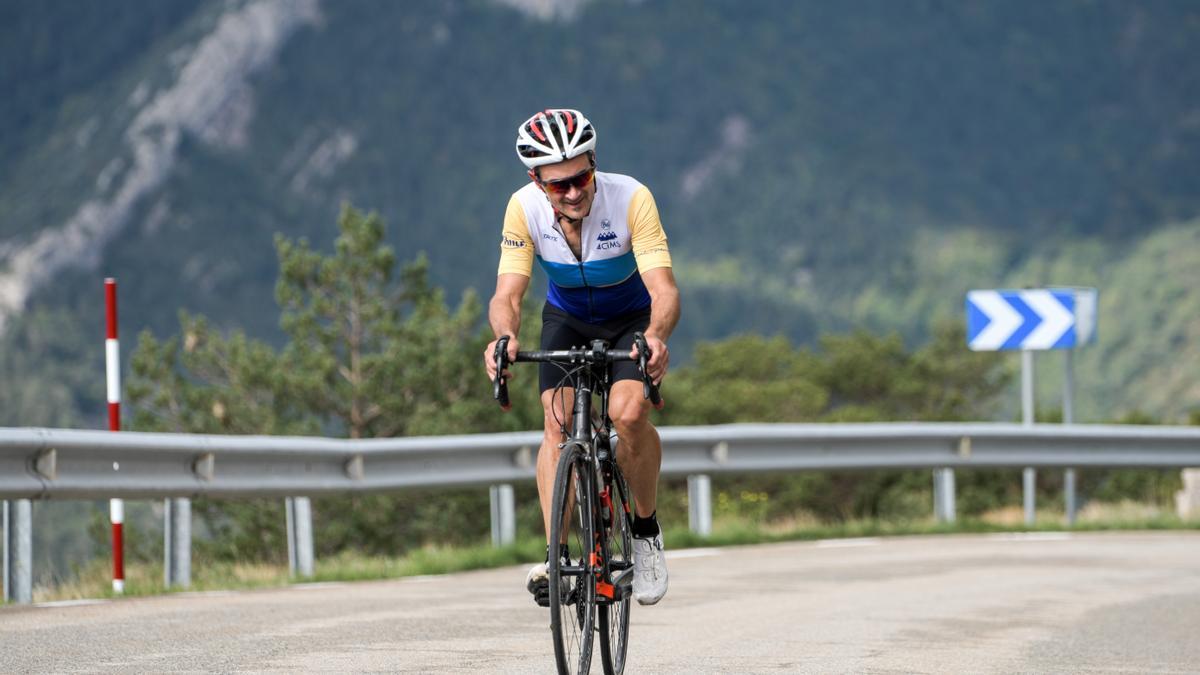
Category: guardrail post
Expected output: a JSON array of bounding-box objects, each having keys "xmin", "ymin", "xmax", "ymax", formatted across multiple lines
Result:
[
  {"xmin": 163, "ymin": 499, "xmax": 171, "ymax": 588},
  {"xmin": 1064, "ymin": 469, "xmax": 1078, "ymax": 525},
  {"xmin": 4, "ymin": 500, "xmax": 32, "ymax": 604},
  {"xmin": 489, "ymin": 484, "xmax": 516, "ymax": 547},
  {"xmin": 286, "ymin": 497, "xmax": 314, "ymax": 578},
  {"xmin": 933, "ymin": 468, "xmax": 956, "ymax": 523},
  {"xmin": 1023, "ymin": 468, "xmax": 1037, "ymax": 525},
  {"xmin": 163, "ymin": 498, "xmax": 191, "ymax": 588},
  {"xmin": 2, "ymin": 501, "xmax": 9, "ymax": 602},
  {"xmin": 932, "ymin": 471, "xmax": 941, "ymax": 520},
  {"xmin": 687, "ymin": 474, "xmax": 712, "ymax": 536},
  {"xmin": 1178, "ymin": 469, "xmax": 1200, "ymax": 519}
]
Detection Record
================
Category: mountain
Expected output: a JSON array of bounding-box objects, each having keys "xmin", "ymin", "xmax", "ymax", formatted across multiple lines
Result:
[{"xmin": 2, "ymin": 0, "xmax": 1199, "ymax": 426}]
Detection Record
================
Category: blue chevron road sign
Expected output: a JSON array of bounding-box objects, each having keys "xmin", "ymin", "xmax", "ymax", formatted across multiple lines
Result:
[{"xmin": 965, "ymin": 288, "xmax": 1097, "ymax": 351}]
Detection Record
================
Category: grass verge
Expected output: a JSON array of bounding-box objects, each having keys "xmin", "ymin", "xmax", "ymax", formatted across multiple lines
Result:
[{"xmin": 19, "ymin": 501, "xmax": 1199, "ymax": 604}]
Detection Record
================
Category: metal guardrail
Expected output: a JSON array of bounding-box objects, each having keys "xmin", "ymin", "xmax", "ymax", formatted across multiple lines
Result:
[
  {"xmin": 2, "ymin": 423, "xmax": 1200, "ymax": 500},
  {"xmin": 3, "ymin": 423, "xmax": 1200, "ymax": 499},
  {"xmin": 4, "ymin": 423, "xmax": 1200, "ymax": 604},
  {"xmin": 0, "ymin": 427, "xmax": 543, "ymax": 499}
]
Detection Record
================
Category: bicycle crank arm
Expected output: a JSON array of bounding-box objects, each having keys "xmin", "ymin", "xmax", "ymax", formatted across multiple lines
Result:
[{"xmin": 609, "ymin": 567, "xmax": 634, "ymax": 600}]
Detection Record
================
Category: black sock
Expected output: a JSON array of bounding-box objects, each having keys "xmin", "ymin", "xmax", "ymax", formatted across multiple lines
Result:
[
  {"xmin": 545, "ymin": 544, "xmax": 570, "ymax": 562},
  {"xmin": 632, "ymin": 511, "xmax": 660, "ymax": 538}
]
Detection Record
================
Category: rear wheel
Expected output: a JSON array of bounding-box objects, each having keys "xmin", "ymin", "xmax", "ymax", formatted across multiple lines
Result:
[
  {"xmin": 549, "ymin": 442, "xmax": 596, "ymax": 674},
  {"xmin": 598, "ymin": 461, "xmax": 633, "ymax": 675}
]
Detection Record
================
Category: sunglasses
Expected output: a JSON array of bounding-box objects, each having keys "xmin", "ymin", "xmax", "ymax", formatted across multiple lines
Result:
[{"xmin": 539, "ymin": 167, "xmax": 595, "ymax": 195}]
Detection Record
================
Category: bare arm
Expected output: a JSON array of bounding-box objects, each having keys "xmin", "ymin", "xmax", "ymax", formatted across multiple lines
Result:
[
  {"xmin": 638, "ymin": 266, "xmax": 680, "ymax": 384},
  {"xmin": 485, "ymin": 273, "xmax": 530, "ymax": 381}
]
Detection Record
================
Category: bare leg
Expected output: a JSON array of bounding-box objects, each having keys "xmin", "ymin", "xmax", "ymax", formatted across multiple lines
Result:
[
  {"xmin": 537, "ymin": 387, "xmax": 574, "ymax": 541},
  {"xmin": 608, "ymin": 379, "xmax": 661, "ymax": 518}
]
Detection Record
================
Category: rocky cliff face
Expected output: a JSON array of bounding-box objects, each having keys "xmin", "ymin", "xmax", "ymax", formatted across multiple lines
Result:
[
  {"xmin": 0, "ymin": 0, "xmax": 321, "ymax": 333},
  {"xmin": 491, "ymin": 0, "xmax": 591, "ymax": 21}
]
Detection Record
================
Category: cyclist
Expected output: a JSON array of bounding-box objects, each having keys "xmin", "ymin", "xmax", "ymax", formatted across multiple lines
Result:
[{"xmin": 484, "ymin": 108, "xmax": 680, "ymax": 607}]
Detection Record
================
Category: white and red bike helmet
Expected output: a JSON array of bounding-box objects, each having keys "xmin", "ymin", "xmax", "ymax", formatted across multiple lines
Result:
[{"xmin": 515, "ymin": 108, "xmax": 597, "ymax": 172}]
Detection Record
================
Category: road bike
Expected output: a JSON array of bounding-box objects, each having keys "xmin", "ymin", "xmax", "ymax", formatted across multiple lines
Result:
[{"xmin": 493, "ymin": 332, "xmax": 661, "ymax": 675}]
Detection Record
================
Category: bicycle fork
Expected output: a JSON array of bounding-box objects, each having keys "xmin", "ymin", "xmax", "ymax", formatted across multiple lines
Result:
[{"xmin": 593, "ymin": 479, "xmax": 616, "ymax": 602}]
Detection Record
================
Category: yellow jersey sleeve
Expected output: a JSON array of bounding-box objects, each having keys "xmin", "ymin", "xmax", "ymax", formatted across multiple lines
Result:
[
  {"xmin": 497, "ymin": 194, "xmax": 534, "ymax": 277},
  {"xmin": 628, "ymin": 186, "xmax": 672, "ymax": 272}
]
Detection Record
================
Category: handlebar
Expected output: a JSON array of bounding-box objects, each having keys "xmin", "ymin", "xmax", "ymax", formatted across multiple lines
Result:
[{"xmin": 492, "ymin": 333, "xmax": 662, "ymax": 409}]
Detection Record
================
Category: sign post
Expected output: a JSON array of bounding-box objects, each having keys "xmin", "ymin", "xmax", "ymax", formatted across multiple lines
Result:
[
  {"xmin": 1063, "ymin": 287, "xmax": 1096, "ymax": 525},
  {"xmin": 967, "ymin": 287, "xmax": 1097, "ymax": 526},
  {"xmin": 1064, "ymin": 349, "xmax": 1077, "ymax": 524},
  {"xmin": 1021, "ymin": 349, "xmax": 1035, "ymax": 524}
]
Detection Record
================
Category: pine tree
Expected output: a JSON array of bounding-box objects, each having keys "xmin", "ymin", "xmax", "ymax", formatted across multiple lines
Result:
[{"xmin": 274, "ymin": 204, "xmax": 493, "ymax": 438}]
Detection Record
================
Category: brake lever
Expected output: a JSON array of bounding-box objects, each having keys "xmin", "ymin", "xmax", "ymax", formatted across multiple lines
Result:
[
  {"xmin": 493, "ymin": 335, "xmax": 511, "ymax": 408},
  {"xmin": 633, "ymin": 332, "xmax": 663, "ymax": 408}
]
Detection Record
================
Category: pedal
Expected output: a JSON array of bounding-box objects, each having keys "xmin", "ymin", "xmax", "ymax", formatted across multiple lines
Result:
[
  {"xmin": 610, "ymin": 567, "xmax": 634, "ymax": 600},
  {"xmin": 531, "ymin": 579, "xmax": 552, "ymax": 607},
  {"xmin": 531, "ymin": 577, "xmax": 575, "ymax": 607}
]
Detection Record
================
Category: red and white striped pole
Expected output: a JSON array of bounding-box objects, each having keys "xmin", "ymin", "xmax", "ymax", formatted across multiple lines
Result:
[{"xmin": 105, "ymin": 278, "xmax": 124, "ymax": 594}]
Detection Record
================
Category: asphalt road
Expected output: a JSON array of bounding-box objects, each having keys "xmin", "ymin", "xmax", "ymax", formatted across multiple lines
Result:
[{"xmin": 2, "ymin": 532, "xmax": 1198, "ymax": 673}]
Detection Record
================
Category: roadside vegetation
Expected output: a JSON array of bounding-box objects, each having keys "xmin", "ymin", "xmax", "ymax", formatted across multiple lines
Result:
[
  {"xmin": 12, "ymin": 207, "xmax": 1196, "ymax": 603},
  {"xmin": 31, "ymin": 500, "xmax": 1199, "ymax": 604}
]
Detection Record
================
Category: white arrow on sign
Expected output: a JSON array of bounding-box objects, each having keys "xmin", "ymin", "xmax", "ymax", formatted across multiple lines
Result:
[
  {"xmin": 968, "ymin": 290, "xmax": 1023, "ymax": 350},
  {"xmin": 1020, "ymin": 290, "xmax": 1074, "ymax": 349}
]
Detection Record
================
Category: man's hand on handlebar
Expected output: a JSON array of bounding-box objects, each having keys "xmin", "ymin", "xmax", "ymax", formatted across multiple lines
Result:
[
  {"xmin": 486, "ymin": 335, "xmax": 518, "ymax": 411},
  {"xmin": 631, "ymin": 332, "xmax": 666, "ymax": 410},
  {"xmin": 484, "ymin": 336, "xmax": 519, "ymax": 382},
  {"xmin": 632, "ymin": 334, "xmax": 669, "ymax": 385}
]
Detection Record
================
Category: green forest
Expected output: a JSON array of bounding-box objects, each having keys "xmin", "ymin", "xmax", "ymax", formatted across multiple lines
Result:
[{"xmin": 1, "ymin": 1, "xmax": 1199, "ymax": 430}]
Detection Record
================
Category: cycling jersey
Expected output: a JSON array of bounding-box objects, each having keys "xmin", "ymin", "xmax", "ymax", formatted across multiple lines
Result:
[{"xmin": 498, "ymin": 171, "xmax": 672, "ymax": 323}]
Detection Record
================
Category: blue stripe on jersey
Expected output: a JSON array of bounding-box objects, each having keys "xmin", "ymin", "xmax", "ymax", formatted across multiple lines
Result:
[
  {"xmin": 536, "ymin": 251, "xmax": 639, "ymax": 289},
  {"xmin": 548, "ymin": 274, "xmax": 652, "ymax": 323},
  {"xmin": 537, "ymin": 258, "xmax": 584, "ymax": 287}
]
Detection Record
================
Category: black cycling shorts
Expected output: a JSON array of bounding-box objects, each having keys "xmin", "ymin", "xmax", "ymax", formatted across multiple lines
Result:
[{"xmin": 538, "ymin": 303, "xmax": 651, "ymax": 393}]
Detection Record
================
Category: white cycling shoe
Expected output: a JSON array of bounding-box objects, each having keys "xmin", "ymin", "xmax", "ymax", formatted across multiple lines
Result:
[
  {"xmin": 526, "ymin": 561, "xmax": 552, "ymax": 607},
  {"xmin": 632, "ymin": 533, "xmax": 669, "ymax": 605}
]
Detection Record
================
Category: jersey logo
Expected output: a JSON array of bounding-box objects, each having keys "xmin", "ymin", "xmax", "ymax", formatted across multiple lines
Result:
[
  {"xmin": 601, "ymin": 219, "xmax": 612, "ymax": 229},
  {"xmin": 501, "ymin": 236, "xmax": 526, "ymax": 248},
  {"xmin": 596, "ymin": 229, "xmax": 621, "ymax": 250}
]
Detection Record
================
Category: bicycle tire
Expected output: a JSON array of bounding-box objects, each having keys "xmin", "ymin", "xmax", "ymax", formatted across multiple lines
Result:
[
  {"xmin": 598, "ymin": 459, "xmax": 634, "ymax": 675},
  {"xmin": 549, "ymin": 441, "xmax": 596, "ymax": 675}
]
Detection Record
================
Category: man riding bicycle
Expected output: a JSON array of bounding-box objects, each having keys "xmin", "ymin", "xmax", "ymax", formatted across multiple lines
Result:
[{"xmin": 484, "ymin": 108, "xmax": 680, "ymax": 607}]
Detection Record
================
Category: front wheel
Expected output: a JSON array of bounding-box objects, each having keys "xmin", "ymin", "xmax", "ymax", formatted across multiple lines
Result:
[{"xmin": 549, "ymin": 442, "xmax": 596, "ymax": 674}]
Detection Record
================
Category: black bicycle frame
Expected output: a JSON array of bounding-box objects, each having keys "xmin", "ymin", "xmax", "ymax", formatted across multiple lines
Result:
[{"xmin": 569, "ymin": 341, "xmax": 613, "ymax": 448}]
